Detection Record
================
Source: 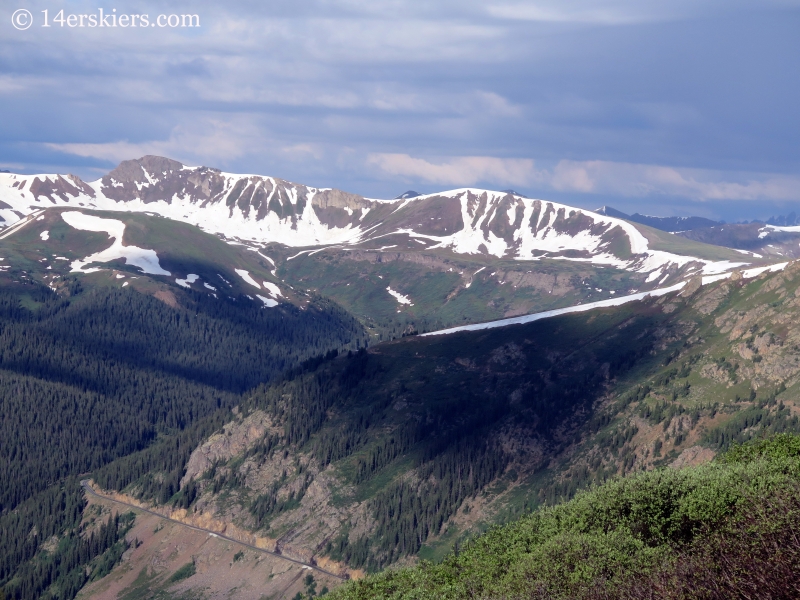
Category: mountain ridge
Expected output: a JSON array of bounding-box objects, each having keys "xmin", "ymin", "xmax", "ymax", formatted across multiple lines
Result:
[
  {"xmin": 595, "ymin": 205, "xmax": 722, "ymax": 232},
  {"xmin": 0, "ymin": 156, "xmax": 758, "ymax": 282}
]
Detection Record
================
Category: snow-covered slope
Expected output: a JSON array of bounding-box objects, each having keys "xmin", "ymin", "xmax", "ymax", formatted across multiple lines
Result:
[
  {"xmin": 328, "ymin": 188, "xmax": 747, "ymax": 276},
  {"xmin": 0, "ymin": 156, "xmax": 751, "ymax": 277},
  {"xmin": 0, "ymin": 156, "xmax": 382, "ymax": 246}
]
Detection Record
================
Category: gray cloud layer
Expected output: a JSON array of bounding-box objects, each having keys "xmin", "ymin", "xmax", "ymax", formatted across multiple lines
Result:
[{"xmin": 2, "ymin": 0, "xmax": 800, "ymax": 219}]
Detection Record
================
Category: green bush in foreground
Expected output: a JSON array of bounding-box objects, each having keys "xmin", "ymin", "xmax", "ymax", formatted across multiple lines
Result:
[{"xmin": 331, "ymin": 434, "xmax": 800, "ymax": 599}]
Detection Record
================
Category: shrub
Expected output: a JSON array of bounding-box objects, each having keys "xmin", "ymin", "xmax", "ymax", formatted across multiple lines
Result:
[{"xmin": 330, "ymin": 434, "xmax": 800, "ymax": 600}]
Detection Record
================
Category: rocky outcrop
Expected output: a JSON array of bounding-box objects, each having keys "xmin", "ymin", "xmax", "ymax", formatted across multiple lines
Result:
[{"xmin": 181, "ymin": 410, "xmax": 277, "ymax": 487}]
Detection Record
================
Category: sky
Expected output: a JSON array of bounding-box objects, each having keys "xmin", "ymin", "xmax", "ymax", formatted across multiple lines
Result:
[{"xmin": 2, "ymin": 0, "xmax": 800, "ymax": 221}]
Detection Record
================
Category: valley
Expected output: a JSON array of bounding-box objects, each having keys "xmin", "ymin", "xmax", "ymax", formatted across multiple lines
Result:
[
  {"xmin": 90, "ymin": 259, "xmax": 800, "ymax": 581},
  {"xmin": 0, "ymin": 157, "xmax": 798, "ymax": 599}
]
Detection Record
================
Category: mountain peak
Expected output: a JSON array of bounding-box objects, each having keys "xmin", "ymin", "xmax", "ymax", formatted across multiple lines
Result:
[
  {"xmin": 395, "ymin": 190, "xmax": 421, "ymax": 200},
  {"xmin": 105, "ymin": 156, "xmax": 187, "ymax": 184},
  {"xmin": 767, "ymin": 211, "xmax": 799, "ymax": 227},
  {"xmin": 594, "ymin": 206, "xmax": 630, "ymax": 219}
]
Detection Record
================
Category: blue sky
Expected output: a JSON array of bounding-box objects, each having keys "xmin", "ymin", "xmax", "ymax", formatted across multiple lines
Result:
[{"xmin": 2, "ymin": 0, "xmax": 800, "ymax": 220}]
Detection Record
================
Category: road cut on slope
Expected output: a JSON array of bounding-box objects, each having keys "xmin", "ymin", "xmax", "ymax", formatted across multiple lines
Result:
[{"xmin": 80, "ymin": 480, "xmax": 347, "ymax": 581}]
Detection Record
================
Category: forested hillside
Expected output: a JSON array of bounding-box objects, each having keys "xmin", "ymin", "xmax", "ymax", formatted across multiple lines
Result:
[
  {"xmin": 0, "ymin": 277, "xmax": 365, "ymax": 599},
  {"xmin": 4, "ymin": 243, "xmax": 800, "ymax": 599},
  {"xmin": 86, "ymin": 262, "xmax": 800, "ymax": 590},
  {"xmin": 91, "ymin": 291, "xmax": 667, "ymax": 572}
]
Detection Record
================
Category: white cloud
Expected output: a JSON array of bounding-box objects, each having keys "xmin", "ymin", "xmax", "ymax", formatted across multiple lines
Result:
[
  {"xmin": 367, "ymin": 153, "xmax": 800, "ymax": 202},
  {"xmin": 549, "ymin": 160, "xmax": 800, "ymax": 201},
  {"xmin": 486, "ymin": 3, "xmax": 652, "ymax": 24},
  {"xmin": 484, "ymin": 0, "xmax": 777, "ymax": 25},
  {"xmin": 46, "ymin": 119, "xmax": 265, "ymax": 168},
  {"xmin": 366, "ymin": 153, "xmax": 538, "ymax": 187},
  {"xmin": 0, "ymin": 75, "xmax": 34, "ymax": 95},
  {"xmin": 473, "ymin": 91, "xmax": 521, "ymax": 117}
]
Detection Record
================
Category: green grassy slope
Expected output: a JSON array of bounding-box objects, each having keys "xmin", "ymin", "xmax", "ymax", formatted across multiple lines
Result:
[
  {"xmin": 0, "ymin": 208, "xmax": 291, "ymax": 304},
  {"xmin": 276, "ymin": 246, "xmax": 643, "ymax": 338},
  {"xmin": 632, "ymin": 221, "xmax": 757, "ymax": 262},
  {"xmin": 272, "ymin": 218, "xmax": 768, "ymax": 338}
]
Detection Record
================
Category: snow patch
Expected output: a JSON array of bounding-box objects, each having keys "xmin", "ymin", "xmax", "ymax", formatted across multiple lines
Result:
[
  {"xmin": 741, "ymin": 262, "xmax": 788, "ymax": 279},
  {"xmin": 387, "ymin": 286, "xmax": 413, "ymax": 305},
  {"xmin": 262, "ymin": 281, "xmax": 283, "ymax": 298},
  {"xmin": 423, "ymin": 283, "xmax": 687, "ymax": 337},
  {"xmin": 645, "ymin": 268, "xmax": 663, "ymax": 283},
  {"xmin": 39, "ymin": 230, "xmax": 49, "ymax": 241},
  {"xmin": 61, "ymin": 212, "xmax": 170, "ymax": 276},
  {"xmin": 762, "ymin": 225, "xmax": 800, "ymax": 234},
  {"xmin": 256, "ymin": 294, "xmax": 279, "ymax": 307},
  {"xmin": 176, "ymin": 274, "xmax": 199, "ymax": 288},
  {"xmin": 700, "ymin": 260, "xmax": 748, "ymax": 275},
  {"xmin": 734, "ymin": 249, "xmax": 763, "ymax": 258},
  {"xmin": 287, "ymin": 250, "xmax": 313, "ymax": 261},
  {"xmin": 235, "ymin": 269, "xmax": 261, "ymax": 289}
]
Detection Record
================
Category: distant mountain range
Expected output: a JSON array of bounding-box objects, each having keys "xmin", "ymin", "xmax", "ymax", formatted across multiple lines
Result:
[
  {"xmin": 767, "ymin": 211, "xmax": 799, "ymax": 226},
  {"xmin": 593, "ymin": 205, "xmax": 800, "ymax": 261},
  {"xmin": 594, "ymin": 205, "xmax": 722, "ymax": 232},
  {"xmin": 0, "ymin": 156, "xmax": 752, "ymax": 277},
  {"xmin": 597, "ymin": 204, "xmax": 800, "ymax": 231},
  {"xmin": 0, "ymin": 155, "xmax": 772, "ymax": 341}
]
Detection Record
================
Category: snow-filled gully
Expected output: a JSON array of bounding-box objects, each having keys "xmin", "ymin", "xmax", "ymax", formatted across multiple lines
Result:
[{"xmin": 421, "ymin": 262, "xmax": 788, "ymax": 337}]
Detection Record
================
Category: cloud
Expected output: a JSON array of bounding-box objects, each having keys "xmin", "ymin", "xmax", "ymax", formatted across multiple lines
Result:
[
  {"xmin": 3, "ymin": 0, "xmax": 800, "ymax": 221},
  {"xmin": 484, "ymin": 0, "xmax": 795, "ymax": 25},
  {"xmin": 550, "ymin": 160, "xmax": 800, "ymax": 201},
  {"xmin": 45, "ymin": 123, "xmax": 246, "ymax": 166},
  {"xmin": 43, "ymin": 117, "xmax": 336, "ymax": 183},
  {"xmin": 367, "ymin": 153, "xmax": 800, "ymax": 202},
  {"xmin": 366, "ymin": 153, "xmax": 538, "ymax": 187},
  {"xmin": 486, "ymin": 3, "xmax": 657, "ymax": 24},
  {"xmin": 0, "ymin": 75, "xmax": 33, "ymax": 95}
]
